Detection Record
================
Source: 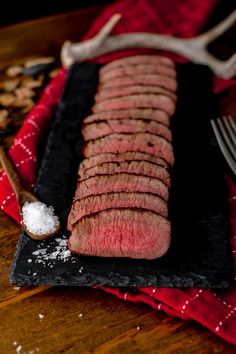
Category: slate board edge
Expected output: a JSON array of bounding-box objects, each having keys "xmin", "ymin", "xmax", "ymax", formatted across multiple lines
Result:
[{"xmin": 9, "ymin": 234, "xmax": 232, "ymax": 288}]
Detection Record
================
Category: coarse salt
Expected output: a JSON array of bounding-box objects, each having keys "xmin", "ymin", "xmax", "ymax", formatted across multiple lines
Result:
[
  {"xmin": 30, "ymin": 236, "xmax": 77, "ymax": 268},
  {"xmin": 62, "ymin": 250, "xmax": 71, "ymax": 259},
  {"xmin": 22, "ymin": 201, "xmax": 59, "ymax": 235},
  {"xmin": 28, "ymin": 235, "xmax": 79, "ymax": 272}
]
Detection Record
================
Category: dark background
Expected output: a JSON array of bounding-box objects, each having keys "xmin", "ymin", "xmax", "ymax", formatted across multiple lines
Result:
[
  {"xmin": 0, "ymin": 1, "xmax": 114, "ymax": 27},
  {"xmin": 0, "ymin": 0, "xmax": 235, "ymax": 28}
]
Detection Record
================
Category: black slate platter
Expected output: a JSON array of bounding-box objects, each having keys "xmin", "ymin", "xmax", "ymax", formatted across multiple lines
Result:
[{"xmin": 10, "ymin": 63, "xmax": 234, "ymax": 288}]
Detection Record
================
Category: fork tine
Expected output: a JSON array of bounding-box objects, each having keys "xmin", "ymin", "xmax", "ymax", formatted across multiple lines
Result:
[
  {"xmin": 211, "ymin": 119, "xmax": 236, "ymax": 175},
  {"xmin": 222, "ymin": 116, "xmax": 236, "ymax": 150},
  {"xmin": 217, "ymin": 118, "xmax": 236, "ymax": 159},
  {"xmin": 227, "ymin": 115, "xmax": 236, "ymax": 136}
]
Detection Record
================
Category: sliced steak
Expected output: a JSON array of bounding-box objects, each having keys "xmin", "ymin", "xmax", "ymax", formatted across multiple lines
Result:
[
  {"xmin": 95, "ymin": 85, "xmax": 177, "ymax": 102},
  {"xmin": 99, "ymin": 74, "xmax": 177, "ymax": 92},
  {"xmin": 100, "ymin": 55, "xmax": 175, "ymax": 75},
  {"xmin": 79, "ymin": 151, "xmax": 169, "ymax": 174},
  {"xmin": 92, "ymin": 94, "xmax": 175, "ymax": 116},
  {"xmin": 84, "ymin": 109, "xmax": 170, "ymax": 126},
  {"xmin": 68, "ymin": 209, "xmax": 171, "ymax": 259},
  {"xmin": 79, "ymin": 161, "xmax": 171, "ymax": 188},
  {"xmin": 74, "ymin": 173, "xmax": 169, "ymax": 201},
  {"xmin": 82, "ymin": 119, "xmax": 172, "ymax": 142},
  {"xmin": 68, "ymin": 192, "xmax": 168, "ymax": 228},
  {"xmin": 99, "ymin": 64, "xmax": 177, "ymax": 82},
  {"xmin": 83, "ymin": 133, "xmax": 174, "ymax": 166}
]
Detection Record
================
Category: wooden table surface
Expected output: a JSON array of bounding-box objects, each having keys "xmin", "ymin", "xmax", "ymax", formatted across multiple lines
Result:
[{"xmin": 1, "ymin": 6, "xmax": 236, "ymax": 354}]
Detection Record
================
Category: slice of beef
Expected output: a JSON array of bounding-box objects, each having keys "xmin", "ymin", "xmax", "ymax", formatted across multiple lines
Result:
[
  {"xmin": 68, "ymin": 208, "xmax": 171, "ymax": 259},
  {"xmin": 74, "ymin": 173, "xmax": 169, "ymax": 201},
  {"xmin": 84, "ymin": 109, "xmax": 170, "ymax": 126},
  {"xmin": 99, "ymin": 64, "xmax": 177, "ymax": 82},
  {"xmin": 92, "ymin": 94, "xmax": 176, "ymax": 116},
  {"xmin": 82, "ymin": 119, "xmax": 172, "ymax": 142},
  {"xmin": 83, "ymin": 133, "xmax": 174, "ymax": 166},
  {"xmin": 95, "ymin": 85, "xmax": 177, "ymax": 102},
  {"xmin": 99, "ymin": 74, "xmax": 177, "ymax": 92},
  {"xmin": 79, "ymin": 151, "xmax": 169, "ymax": 174},
  {"xmin": 100, "ymin": 55, "xmax": 175, "ymax": 75},
  {"xmin": 79, "ymin": 161, "xmax": 171, "ymax": 188},
  {"xmin": 68, "ymin": 192, "xmax": 168, "ymax": 228}
]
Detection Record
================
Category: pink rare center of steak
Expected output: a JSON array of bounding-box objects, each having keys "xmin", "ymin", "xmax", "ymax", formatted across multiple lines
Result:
[{"xmin": 69, "ymin": 209, "xmax": 171, "ymax": 259}]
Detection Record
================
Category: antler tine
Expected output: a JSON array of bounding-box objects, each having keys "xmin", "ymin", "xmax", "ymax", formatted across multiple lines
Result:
[
  {"xmin": 95, "ymin": 13, "xmax": 122, "ymax": 42},
  {"xmin": 197, "ymin": 9, "xmax": 236, "ymax": 45},
  {"xmin": 61, "ymin": 14, "xmax": 121, "ymax": 67}
]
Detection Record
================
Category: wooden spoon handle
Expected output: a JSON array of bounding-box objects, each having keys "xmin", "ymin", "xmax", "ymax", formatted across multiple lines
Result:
[{"xmin": 0, "ymin": 145, "xmax": 23, "ymax": 200}]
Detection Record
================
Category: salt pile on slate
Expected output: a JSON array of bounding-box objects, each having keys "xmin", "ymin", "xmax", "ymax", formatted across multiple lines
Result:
[{"xmin": 29, "ymin": 235, "xmax": 78, "ymax": 269}]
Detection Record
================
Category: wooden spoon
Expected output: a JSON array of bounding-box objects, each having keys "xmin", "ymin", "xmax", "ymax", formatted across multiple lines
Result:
[{"xmin": 0, "ymin": 145, "xmax": 60, "ymax": 240}]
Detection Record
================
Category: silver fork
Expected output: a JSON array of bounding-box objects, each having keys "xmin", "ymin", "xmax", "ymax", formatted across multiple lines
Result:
[{"xmin": 210, "ymin": 116, "xmax": 236, "ymax": 175}]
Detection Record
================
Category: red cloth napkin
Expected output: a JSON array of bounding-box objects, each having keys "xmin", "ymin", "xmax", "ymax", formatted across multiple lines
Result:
[{"xmin": 1, "ymin": 0, "xmax": 236, "ymax": 346}]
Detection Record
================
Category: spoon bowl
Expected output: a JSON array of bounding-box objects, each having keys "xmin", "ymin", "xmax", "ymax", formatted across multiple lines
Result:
[
  {"xmin": 19, "ymin": 190, "xmax": 61, "ymax": 240},
  {"xmin": 0, "ymin": 145, "xmax": 61, "ymax": 240}
]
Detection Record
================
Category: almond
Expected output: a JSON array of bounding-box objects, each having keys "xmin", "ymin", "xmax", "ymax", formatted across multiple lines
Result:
[
  {"xmin": 15, "ymin": 87, "xmax": 35, "ymax": 99},
  {"xmin": 6, "ymin": 65, "xmax": 23, "ymax": 78},
  {"xmin": 0, "ymin": 110, "xmax": 11, "ymax": 128},
  {"xmin": 21, "ymin": 76, "xmax": 44, "ymax": 89},
  {"xmin": 13, "ymin": 97, "xmax": 34, "ymax": 108},
  {"xmin": 21, "ymin": 100, "xmax": 34, "ymax": 113},
  {"xmin": 0, "ymin": 93, "xmax": 15, "ymax": 106},
  {"xmin": 3, "ymin": 78, "xmax": 20, "ymax": 92}
]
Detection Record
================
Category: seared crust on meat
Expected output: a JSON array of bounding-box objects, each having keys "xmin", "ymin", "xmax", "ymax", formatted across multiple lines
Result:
[
  {"xmin": 99, "ymin": 64, "xmax": 177, "ymax": 82},
  {"xmin": 84, "ymin": 108, "xmax": 170, "ymax": 126},
  {"xmin": 74, "ymin": 173, "xmax": 169, "ymax": 201},
  {"xmin": 82, "ymin": 119, "xmax": 172, "ymax": 142},
  {"xmin": 95, "ymin": 85, "xmax": 177, "ymax": 102},
  {"xmin": 99, "ymin": 55, "xmax": 175, "ymax": 75},
  {"xmin": 83, "ymin": 132, "xmax": 175, "ymax": 166},
  {"xmin": 68, "ymin": 192, "xmax": 168, "ymax": 228},
  {"xmin": 79, "ymin": 151, "xmax": 169, "ymax": 173},
  {"xmin": 99, "ymin": 74, "xmax": 177, "ymax": 92},
  {"xmin": 92, "ymin": 94, "xmax": 176, "ymax": 116},
  {"xmin": 79, "ymin": 160, "xmax": 171, "ymax": 188}
]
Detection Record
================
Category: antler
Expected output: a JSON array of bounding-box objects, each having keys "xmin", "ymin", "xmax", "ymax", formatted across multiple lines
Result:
[
  {"xmin": 61, "ymin": 14, "xmax": 121, "ymax": 67},
  {"xmin": 61, "ymin": 10, "xmax": 236, "ymax": 79}
]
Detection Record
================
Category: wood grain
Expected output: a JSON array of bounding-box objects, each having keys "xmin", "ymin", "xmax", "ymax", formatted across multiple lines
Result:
[
  {"xmin": 0, "ymin": 5, "xmax": 236, "ymax": 354},
  {"xmin": 1, "ymin": 278, "xmax": 236, "ymax": 354}
]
